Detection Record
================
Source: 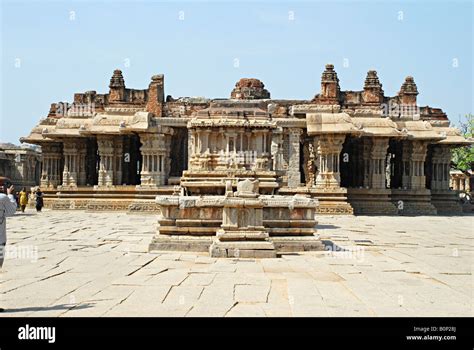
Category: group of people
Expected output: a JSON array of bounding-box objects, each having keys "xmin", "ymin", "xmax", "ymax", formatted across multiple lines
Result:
[{"xmin": 15, "ymin": 187, "xmax": 44, "ymax": 213}]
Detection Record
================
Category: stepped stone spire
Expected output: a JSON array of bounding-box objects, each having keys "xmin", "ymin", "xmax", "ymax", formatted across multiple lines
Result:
[
  {"xmin": 363, "ymin": 70, "xmax": 384, "ymax": 103},
  {"xmin": 109, "ymin": 69, "xmax": 126, "ymax": 102},
  {"xmin": 315, "ymin": 63, "xmax": 340, "ymax": 104},
  {"xmin": 398, "ymin": 76, "xmax": 418, "ymax": 105}
]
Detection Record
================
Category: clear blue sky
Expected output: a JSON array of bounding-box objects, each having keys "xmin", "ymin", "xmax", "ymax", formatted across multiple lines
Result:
[{"xmin": 1, "ymin": 0, "xmax": 472, "ymax": 144}]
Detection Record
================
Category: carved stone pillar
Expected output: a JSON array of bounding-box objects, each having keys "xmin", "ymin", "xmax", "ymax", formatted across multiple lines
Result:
[
  {"xmin": 188, "ymin": 129, "xmax": 194, "ymax": 169},
  {"xmin": 139, "ymin": 133, "xmax": 170, "ymax": 187},
  {"xmin": 202, "ymin": 129, "xmax": 210, "ymax": 154},
  {"xmin": 62, "ymin": 139, "xmax": 86, "ymax": 188},
  {"xmin": 253, "ymin": 130, "xmax": 262, "ymax": 155},
  {"xmin": 251, "ymin": 129, "xmax": 270, "ymax": 171},
  {"xmin": 40, "ymin": 142, "xmax": 62, "ymax": 189},
  {"xmin": 215, "ymin": 128, "xmax": 228, "ymax": 170},
  {"xmin": 360, "ymin": 138, "xmax": 372, "ymax": 188},
  {"xmin": 367, "ymin": 138, "xmax": 389, "ymax": 189},
  {"xmin": 77, "ymin": 140, "xmax": 87, "ymax": 186},
  {"xmin": 163, "ymin": 134, "xmax": 172, "ymax": 185},
  {"xmin": 270, "ymin": 127, "xmax": 283, "ymax": 172},
  {"xmin": 307, "ymin": 141, "xmax": 317, "ymax": 187},
  {"xmin": 315, "ymin": 134, "xmax": 345, "ymax": 189},
  {"xmin": 114, "ymin": 137, "xmax": 124, "ymax": 185},
  {"xmin": 287, "ymin": 128, "xmax": 302, "ymax": 187},
  {"xmin": 401, "ymin": 140, "xmax": 428, "ymax": 190},
  {"xmin": 431, "ymin": 145, "xmax": 451, "ymax": 191},
  {"xmin": 429, "ymin": 144, "xmax": 462, "ymax": 214},
  {"xmin": 97, "ymin": 135, "xmax": 115, "ymax": 187}
]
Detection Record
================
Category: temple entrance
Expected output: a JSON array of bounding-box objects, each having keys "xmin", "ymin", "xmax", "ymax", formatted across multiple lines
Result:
[
  {"xmin": 388, "ymin": 139, "xmax": 403, "ymax": 189},
  {"xmin": 86, "ymin": 138, "xmax": 98, "ymax": 186},
  {"xmin": 340, "ymin": 136, "xmax": 363, "ymax": 188},
  {"xmin": 340, "ymin": 137, "xmax": 352, "ymax": 188},
  {"xmin": 122, "ymin": 134, "xmax": 142, "ymax": 185},
  {"xmin": 169, "ymin": 128, "xmax": 188, "ymax": 177},
  {"xmin": 425, "ymin": 145, "xmax": 433, "ymax": 190}
]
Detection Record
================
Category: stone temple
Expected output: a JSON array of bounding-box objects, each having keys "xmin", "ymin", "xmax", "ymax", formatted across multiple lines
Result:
[{"xmin": 21, "ymin": 64, "xmax": 472, "ymax": 257}]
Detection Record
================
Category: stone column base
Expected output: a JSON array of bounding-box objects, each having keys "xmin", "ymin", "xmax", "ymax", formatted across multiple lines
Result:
[
  {"xmin": 430, "ymin": 190, "xmax": 463, "ymax": 214},
  {"xmin": 347, "ymin": 188, "xmax": 398, "ymax": 215},
  {"xmin": 312, "ymin": 188, "xmax": 353, "ymax": 215},
  {"xmin": 391, "ymin": 189, "xmax": 437, "ymax": 215}
]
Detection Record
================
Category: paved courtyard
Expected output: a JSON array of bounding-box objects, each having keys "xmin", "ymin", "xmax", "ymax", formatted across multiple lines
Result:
[{"xmin": 0, "ymin": 210, "xmax": 472, "ymax": 317}]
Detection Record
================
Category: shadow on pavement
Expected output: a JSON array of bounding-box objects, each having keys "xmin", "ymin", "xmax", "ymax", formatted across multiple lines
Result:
[
  {"xmin": 2, "ymin": 302, "xmax": 95, "ymax": 313},
  {"xmin": 316, "ymin": 224, "xmax": 340, "ymax": 230}
]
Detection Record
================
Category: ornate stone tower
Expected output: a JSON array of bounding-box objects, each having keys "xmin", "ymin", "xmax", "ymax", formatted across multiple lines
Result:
[
  {"xmin": 315, "ymin": 64, "xmax": 340, "ymax": 104},
  {"xmin": 108, "ymin": 69, "xmax": 126, "ymax": 103},
  {"xmin": 363, "ymin": 70, "xmax": 384, "ymax": 104},
  {"xmin": 398, "ymin": 76, "xmax": 418, "ymax": 105}
]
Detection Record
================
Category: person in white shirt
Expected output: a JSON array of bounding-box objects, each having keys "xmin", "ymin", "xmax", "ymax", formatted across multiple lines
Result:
[
  {"xmin": 0, "ymin": 184, "xmax": 17, "ymax": 268},
  {"xmin": 0, "ymin": 184, "xmax": 17, "ymax": 312}
]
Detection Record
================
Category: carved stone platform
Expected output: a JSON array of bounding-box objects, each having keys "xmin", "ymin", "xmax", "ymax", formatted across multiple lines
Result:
[{"xmin": 151, "ymin": 179, "xmax": 323, "ymax": 258}]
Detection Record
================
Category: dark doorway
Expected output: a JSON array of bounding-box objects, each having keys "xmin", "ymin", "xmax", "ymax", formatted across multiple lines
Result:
[
  {"xmin": 425, "ymin": 145, "xmax": 433, "ymax": 189},
  {"xmin": 340, "ymin": 137, "xmax": 353, "ymax": 188},
  {"xmin": 86, "ymin": 138, "xmax": 99, "ymax": 186},
  {"xmin": 340, "ymin": 136, "xmax": 363, "ymax": 188},
  {"xmin": 122, "ymin": 134, "xmax": 142, "ymax": 185},
  {"xmin": 170, "ymin": 128, "xmax": 188, "ymax": 177},
  {"xmin": 388, "ymin": 139, "xmax": 403, "ymax": 189},
  {"xmin": 299, "ymin": 142, "xmax": 306, "ymax": 184}
]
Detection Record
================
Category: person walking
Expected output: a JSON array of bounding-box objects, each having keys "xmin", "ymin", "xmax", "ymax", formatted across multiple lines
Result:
[
  {"xmin": 19, "ymin": 187, "xmax": 28, "ymax": 213},
  {"xmin": 14, "ymin": 191, "xmax": 20, "ymax": 209},
  {"xmin": 35, "ymin": 188, "xmax": 44, "ymax": 212},
  {"xmin": 0, "ymin": 183, "xmax": 17, "ymax": 312}
]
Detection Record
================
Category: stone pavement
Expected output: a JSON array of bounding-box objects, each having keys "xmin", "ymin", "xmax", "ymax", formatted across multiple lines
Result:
[{"xmin": 0, "ymin": 210, "xmax": 472, "ymax": 317}]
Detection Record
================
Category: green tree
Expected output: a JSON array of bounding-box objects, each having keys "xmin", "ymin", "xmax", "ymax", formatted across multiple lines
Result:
[{"xmin": 451, "ymin": 113, "xmax": 474, "ymax": 171}]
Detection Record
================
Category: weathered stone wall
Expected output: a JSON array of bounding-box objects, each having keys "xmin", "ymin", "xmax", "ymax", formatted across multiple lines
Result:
[{"xmin": 0, "ymin": 144, "xmax": 41, "ymax": 188}]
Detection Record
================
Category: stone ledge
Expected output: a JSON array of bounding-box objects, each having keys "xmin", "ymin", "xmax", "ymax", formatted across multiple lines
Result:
[
  {"xmin": 209, "ymin": 241, "xmax": 277, "ymax": 258},
  {"xmin": 272, "ymin": 235, "xmax": 325, "ymax": 252},
  {"xmin": 149, "ymin": 235, "xmax": 213, "ymax": 252},
  {"xmin": 350, "ymin": 201, "xmax": 398, "ymax": 215}
]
